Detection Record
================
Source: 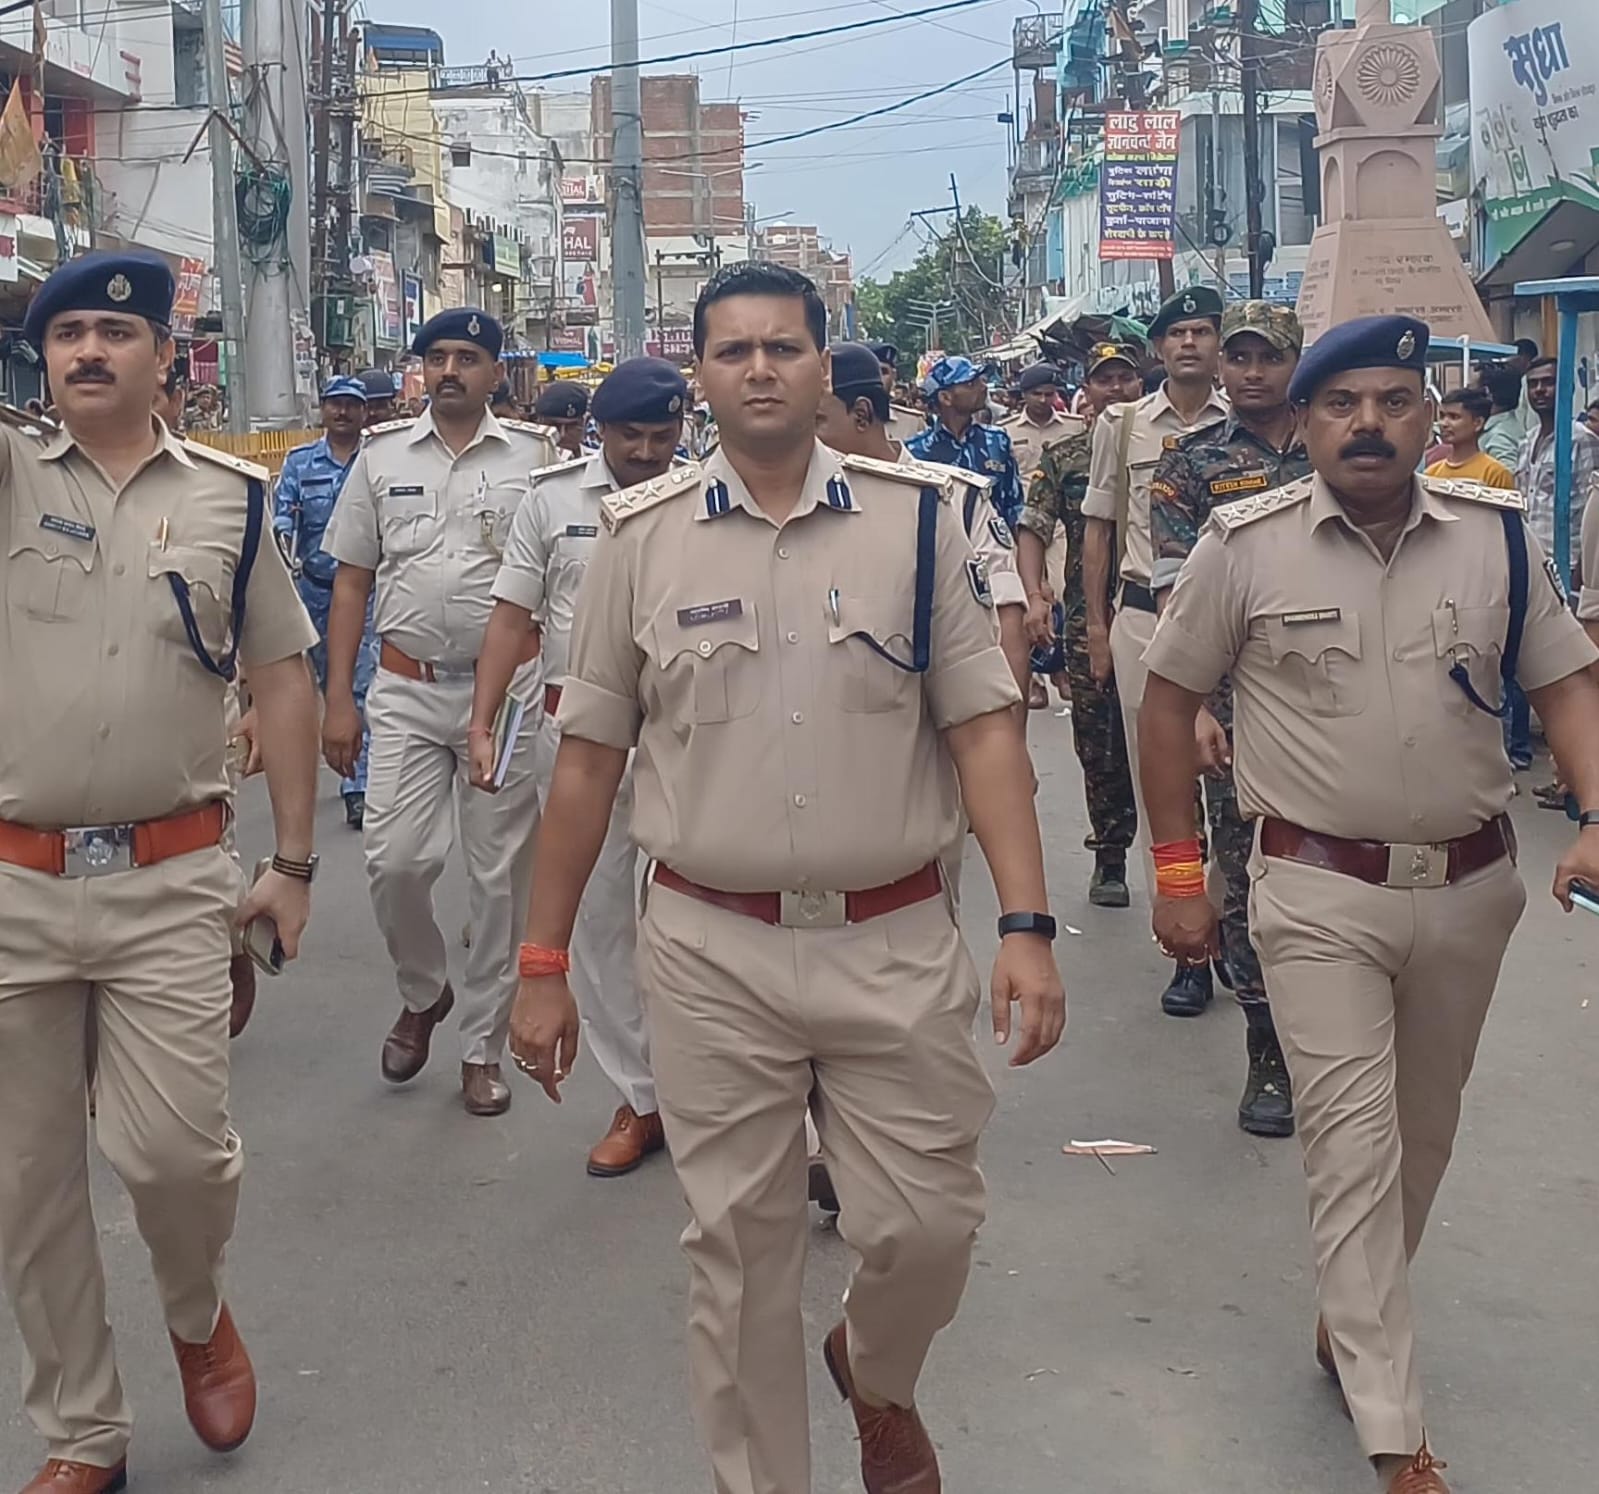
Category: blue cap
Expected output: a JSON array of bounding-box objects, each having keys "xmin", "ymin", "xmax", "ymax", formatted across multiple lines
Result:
[
  {"xmin": 1018, "ymin": 361, "xmax": 1061, "ymax": 392},
  {"xmin": 357, "ymin": 369, "xmax": 397, "ymax": 400},
  {"xmin": 591, "ymin": 357, "xmax": 689, "ymax": 425},
  {"xmin": 829, "ymin": 342, "xmax": 887, "ymax": 398},
  {"xmin": 534, "ymin": 380, "xmax": 589, "ymax": 420},
  {"xmin": 866, "ymin": 341, "xmax": 898, "ymax": 368},
  {"xmin": 24, "ymin": 250, "xmax": 175, "ymax": 346},
  {"xmin": 1288, "ymin": 315, "xmax": 1431, "ymax": 404},
  {"xmin": 320, "ymin": 375, "xmax": 368, "ymax": 403},
  {"xmin": 411, "ymin": 307, "xmax": 503, "ymax": 359},
  {"xmin": 924, "ymin": 355, "xmax": 984, "ymax": 392}
]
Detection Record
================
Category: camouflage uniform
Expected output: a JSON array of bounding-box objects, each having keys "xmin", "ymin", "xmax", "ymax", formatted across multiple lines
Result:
[
  {"xmin": 1150, "ymin": 410, "xmax": 1313, "ymax": 1009},
  {"xmin": 1021, "ymin": 429, "xmax": 1137, "ymax": 856}
]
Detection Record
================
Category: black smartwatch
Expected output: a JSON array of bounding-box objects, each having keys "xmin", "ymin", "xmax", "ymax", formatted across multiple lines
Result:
[
  {"xmin": 997, "ymin": 911, "xmax": 1057, "ymax": 941},
  {"xmin": 271, "ymin": 852, "xmax": 319, "ymax": 884}
]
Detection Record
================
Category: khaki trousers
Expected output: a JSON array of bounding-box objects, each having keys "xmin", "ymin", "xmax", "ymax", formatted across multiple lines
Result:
[
  {"xmin": 1249, "ymin": 851, "xmax": 1525, "ymax": 1456},
  {"xmin": 1109, "ymin": 603, "xmax": 1157, "ymax": 891},
  {"xmin": 639, "ymin": 882, "xmax": 994, "ymax": 1494},
  {"xmin": 0, "ymin": 848, "xmax": 242, "ymax": 1467},
  {"xmin": 362, "ymin": 664, "xmax": 542, "ymax": 1066},
  {"xmin": 530, "ymin": 714, "xmax": 654, "ymax": 1114}
]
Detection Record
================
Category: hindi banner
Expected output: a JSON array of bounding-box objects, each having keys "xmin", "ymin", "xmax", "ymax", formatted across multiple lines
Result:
[{"xmin": 1099, "ymin": 111, "xmax": 1180, "ymax": 262}]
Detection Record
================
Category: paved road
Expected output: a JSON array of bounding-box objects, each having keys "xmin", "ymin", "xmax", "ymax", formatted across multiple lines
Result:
[{"xmin": 3, "ymin": 713, "xmax": 1595, "ymax": 1493}]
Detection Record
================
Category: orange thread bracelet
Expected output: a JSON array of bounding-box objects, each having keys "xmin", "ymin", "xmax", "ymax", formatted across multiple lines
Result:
[
  {"xmin": 518, "ymin": 942, "xmax": 571, "ymax": 978},
  {"xmin": 1152, "ymin": 838, "xmax": 1207, "ymax": 899}
]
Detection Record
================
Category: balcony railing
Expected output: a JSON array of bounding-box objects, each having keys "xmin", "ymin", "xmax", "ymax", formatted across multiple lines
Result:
[
  {"xmin": 1013, "ymin": 13, "xmax": 1064, "ymax": 69},
  {"xmin": 1012, "ymin": 136, "xmax": 1061, "ymax": 191}
]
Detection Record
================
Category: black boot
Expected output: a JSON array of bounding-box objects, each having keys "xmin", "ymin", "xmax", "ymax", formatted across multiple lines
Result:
[
  {"xmin": 1238, "ymin": 1013, "xmax": 1295, "ymax": 1137},
  {"xmin": 1088, "ymin": 851, "xmax": 1130, "ymax": 908},
  {"xmin": 1160, "ymin": 960, "xmax": 1213, "ymax": 1017}
]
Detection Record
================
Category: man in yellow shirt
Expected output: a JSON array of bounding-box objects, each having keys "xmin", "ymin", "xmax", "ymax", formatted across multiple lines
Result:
[{"xmin": 1426, "ymin": 387, "xmax": 1516, "ymax": 488}]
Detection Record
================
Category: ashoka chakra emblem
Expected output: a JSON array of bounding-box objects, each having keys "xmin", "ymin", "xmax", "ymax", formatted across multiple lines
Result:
[{"xmin": 1355, "ymin": 44, "xmax": 1421, "ymax": 106}]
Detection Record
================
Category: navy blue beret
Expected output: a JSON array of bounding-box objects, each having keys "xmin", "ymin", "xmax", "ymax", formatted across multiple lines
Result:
[
  {"xmin": 25, "ymin": 251, "xmax": 175, "ymax": 345},
  {"xmin": 1148, "ymin": 285, "xmax": 1224, "ymax": 340},
  {"xmin": 357, "ymin": 369, "xmax": 397, "ymax": 399},
  {"xmin": 829, "ymin": 341, "xmax": 887, "ymax": 397},
  {"xmin": 1018, "ymin": 361, "xmax": 1061, "ymax": 392},
  {"xmin": 866, "ymin": 341, "xmax": 898, "ymax": 368},
  {"xmin": 1288, "ymin": 315, "xmax": 1430, "ymax": 404},
  {"xmin": 534, "ymin": 380, "xmax": 588, "ymax": 419},
  {"xmin": 591, "ymin": 357, "xmax": 688, "ymax": 424},
  {"xmin": 412, "ymin": 307, "xmax": 503, "ymax": 359}
]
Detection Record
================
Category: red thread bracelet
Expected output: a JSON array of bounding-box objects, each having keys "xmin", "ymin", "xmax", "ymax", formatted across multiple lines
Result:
[{"xmin": 518, "ymin": 942, "xmax": 571, "ymax": 978}]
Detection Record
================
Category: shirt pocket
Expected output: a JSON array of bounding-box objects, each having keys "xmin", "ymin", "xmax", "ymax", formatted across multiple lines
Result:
[
  {"xmin": 6, "ymin": 532, "xmax": 95, "ymax": 622},
  {"xmin": 1431, "ymin": 604, "xmax": 1509, "ymax": 717},
  {"xmin": 148, "ymin": 542, "xmax": 231, "ymax": 658},
  {"xmin": 826, "ymin": 595, "xmax": 919, "ymax": 714},
  {"xmin": 650, "ymin": 604, "xmax": 762, "ymax": 724},
  {"xmin": 380, "ymin": 487, "xmax": 439, "ymax": 557},
  {"xmin": 1262, "ymin": 612, "xmax": 1366, "ymax": 718},
  {"xmin": 474, "ymin": 481, "xmax": 528, "ymax": 558}
]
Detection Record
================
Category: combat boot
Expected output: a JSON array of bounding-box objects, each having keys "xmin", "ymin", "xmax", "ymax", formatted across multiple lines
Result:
[
  {"xmin": 1088, "ymin": 851, "xmax": 1130, "ymax": 908},
  {"xmin": 1160, "ymin": 960, "xmax": 1212, "ymax": 1017},
  {"xmin": 1238, "ymin": 1016, "xmax": 1294, "ymax": 1137}
]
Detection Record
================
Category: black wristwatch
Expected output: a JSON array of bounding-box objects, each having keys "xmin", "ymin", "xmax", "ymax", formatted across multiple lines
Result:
[
  {"xmin": 998, "ymin": 911, "xmax": 1057, "ymax": 941},
  {"xmin": 1581, "ymin": 811, "xmax": 1599, "ymax": 830},
  {"xmin": 271, "ymin": 852, "xmax": 319, "ymax": 884}
]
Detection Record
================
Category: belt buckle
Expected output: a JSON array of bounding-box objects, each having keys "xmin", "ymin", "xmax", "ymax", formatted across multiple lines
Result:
[
  {"xmin": 62, "ymin": 824, "xmax": 135, "ymax": 877},
  {"xmin": 1386, "ymin": 842, "xmax": 1448, "ymax": 889},
  {"xmin": 778, "ymin": 889, "xmax": 847, "ymax": 928}
]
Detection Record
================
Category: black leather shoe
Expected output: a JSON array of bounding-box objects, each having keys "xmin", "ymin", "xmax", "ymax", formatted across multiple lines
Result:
[
  {"xmin": 1160, "ymin": 961, "xmax": 1213, "ymax": 1017},
  {"xmin": 1238, "ymin": 1023, "xmax": 1294, "ymax": 1136},
  {"xmin": 1088, "ymin": 854, "xmax": 1130, "ymax": 908},
  {"xmin": 344, "ymin": 792, "xmax": 365, "ymax": 830}
]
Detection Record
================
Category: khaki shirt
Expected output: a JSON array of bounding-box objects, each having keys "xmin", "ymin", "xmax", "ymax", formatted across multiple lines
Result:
[
  {"xmin": 559, "ymin": 441, "xmax": 1020, "ymax": 892},
  {"xmin": 1001, "ymin": 408, "xmax": 1085, "ymax": 481},
  {"xmin": 1145, "ymin": 474, "xmax": 1598, "ymax": 843},
  {"xmin": 1082, "ymin": 383, "xmax": 1230, "ymax": 587},
  {"xmin": 1578, "ymin": 472, "xmax": 1599, "ymax": 622},
  {"xmin": 323, "ymin": 408, "xmax": 555, "ymax": 667},
  {"xmin": 886, "ymin": 405, "xmax": 928, "ymax": 446},
  {"xmin": 492, "ymin": 451, "xmax": 625, "ymax": 684},
  {"xmin": 0, "ymin": 419, "xmax": 316, "ymax": 828},
  {"xmin": 898, "ymin": 448, "xmax": 1026, "ymax": 610}
]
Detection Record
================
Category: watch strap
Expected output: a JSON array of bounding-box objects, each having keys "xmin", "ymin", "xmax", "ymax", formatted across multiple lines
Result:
[
  {"xmin": 271, "ymin": 853, "xmax": 317, "ymax": 883},
  {"xmin": 1581, "ymin": 811, "xmax": 1599, "ymax": 829},
  {"xmin": 997, "ymin": 911, "xmax": 1057, "ymax": 941}
]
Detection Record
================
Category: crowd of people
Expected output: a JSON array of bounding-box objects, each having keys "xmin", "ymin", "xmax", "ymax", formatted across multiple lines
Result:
[{"xmin": 2, "ymin": 247, "xmax": 1598, "ymax": 1494}]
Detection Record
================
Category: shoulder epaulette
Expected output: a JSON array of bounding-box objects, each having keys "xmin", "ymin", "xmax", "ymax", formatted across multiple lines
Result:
[
  {"xmin": 889, "ymin": 404, "xmax": 925, "ymax": 421},
  {"xmin": 500, "ymin": 418, "xmax": 557, "ymax": 443},
  {"xmin": 529, "ymin": 453, "xmax": 591, "ymax": 483},
  {"xmin": 1421, "ymin": 474, "xmax": 1526, "ymax": 511},
  {"xmin": 0, "ymin": 405, "xmax": 53, "ymax": 439},
  {"xmin": 361, "ymin": 418, "xmax": 414, "ymax": 439},
  {"xmin": 183, "ymin": 440, "xmax": 269, "ymax": 482},
  {"xmin": 844, "ymin": 452, "xmax": 955, "ymax": 500},
  {"xmin": 600, "ymin": 462, "xmax": 701, "ymax": 533},
  {"xmin": 1207, "ymin": 476, "xmax": 1314, "ymax": 535}
]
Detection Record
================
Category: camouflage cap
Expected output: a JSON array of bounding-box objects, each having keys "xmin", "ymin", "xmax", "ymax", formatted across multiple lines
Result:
[
  {"xmin": 1221, "ymin": 300, "xmax": 1304, "ymax": 353},
  {"xmin": 1084, "ymin": 341, "xmax": 1142, "ymax": 376}
]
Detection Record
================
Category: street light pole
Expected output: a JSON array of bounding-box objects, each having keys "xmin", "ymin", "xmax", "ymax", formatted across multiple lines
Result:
[{"xmin": 610, "ymin": 0, "xmax": 648, "ymax": 359}]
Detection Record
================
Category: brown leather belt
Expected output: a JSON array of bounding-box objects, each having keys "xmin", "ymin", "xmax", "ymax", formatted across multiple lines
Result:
[
  {"xmin": 544, "ymin": 683, "xmax": 563, "ymax": 714},
  {"xmin": 380, "ymin": 636, "xmax": 537, "ymax": 682},
  {"xmin": 652, "ymin": 862, "xmax": 943, "ymax": 928},
  {"xmin": 0, "ymin": 801, "xmax": 229, "ymax": 877},
  {"xmin": 1259, "ymin": 814, "xmax": 1514, "ymax": 889}
]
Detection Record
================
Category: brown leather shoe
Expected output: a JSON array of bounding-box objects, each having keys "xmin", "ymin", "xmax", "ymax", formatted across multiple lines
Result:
[
  {"xmin": 19, "ymin": 1462, "xmax": 127, "ymax": 1493},
  {"xmin": 586, "ymin": 1105, "xmax": 666, "ymax": 1177},
  {"xmin": 822, "ymin": 1320, "xmax": 941, "ymax": 1494},
  {"xmin": 1387, "ymin": 1439, "xmax": 1450, "ymax": 1493},
  {"xmin": 462, "ymin": 1062, "xmax": 511, "ymax": 1116},
  {"xmin": 380, "ymin": 983, "xmax": 454, "ymax": 1083},
  {"xmin": 228, "ymin": 953, "xmax": 257, "ymax": 1039},
  {"xmin": 171, "ymin": 1302, "xmax": 256, "ymax": 1453}
]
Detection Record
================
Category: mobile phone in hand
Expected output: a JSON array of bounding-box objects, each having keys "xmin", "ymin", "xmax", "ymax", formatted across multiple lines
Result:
[
  {"xmin": 1570, "ymin": 878, "xmax": 1599, "ymax": 917},
  {"xmin": 244, "ymin": 856, "xmax": 286, "ymax": 975}
]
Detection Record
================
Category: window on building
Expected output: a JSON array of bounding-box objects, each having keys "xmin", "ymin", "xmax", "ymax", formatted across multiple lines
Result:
[
  {"xmin": 451, "ymin": 144, "xmax": 472, "ymax": 167},
  {"xmin": 173, "ymin": 23, "xmax": 207, "ymax": 109}
]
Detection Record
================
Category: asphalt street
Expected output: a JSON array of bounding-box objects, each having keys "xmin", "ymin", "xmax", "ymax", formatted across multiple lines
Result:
[{"xmin": 2, "ymin": 710, "xmax": 1595, "ymax": 1493}]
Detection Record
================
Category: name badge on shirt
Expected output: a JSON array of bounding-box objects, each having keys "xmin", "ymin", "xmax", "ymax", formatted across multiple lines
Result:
[
  {"xmin": 677, "ymin": 599, "xmax": 743, "ymax": 627},
  {"xmin": 1209, "ymin": 473, "xmax": 1270, "ymax": 496},
  {"xmin": 564, "ymin": 523, "xmax": 599, "ymax": 538},
  {"xmin": 39, "ymin": 513, "xmax": 95, "ymax": 542},
  {"xmin": 1281, "ymin": 607, "xmax": 1342, "ymax": 626},
  {"xmin": 389, "ymin": 484, "xmax": 425, "ymax": 497}
]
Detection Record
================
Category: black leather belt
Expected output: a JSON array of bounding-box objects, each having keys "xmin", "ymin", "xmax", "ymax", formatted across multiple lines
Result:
[{"xmin": 1118, "ymin": 581, "xmax": 1156, "ymax": 613}]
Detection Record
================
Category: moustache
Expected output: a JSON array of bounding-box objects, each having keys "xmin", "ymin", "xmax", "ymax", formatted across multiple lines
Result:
[
  {"xmin": 66, "ymin": 367, "xmax": 115, "ymax": 385},
  {"xmin": 1339, "ymin": 437, "xmax": 1396, "ymax": 461},
  {"xmin": 434, "ymin": 379, "xmax": 465, "ymax": 394}
]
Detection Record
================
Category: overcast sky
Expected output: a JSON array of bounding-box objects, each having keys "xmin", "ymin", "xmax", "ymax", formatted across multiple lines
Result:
[{"xmin": 373, "ymin": 0, "xmax": 1040, "ymax": 278}]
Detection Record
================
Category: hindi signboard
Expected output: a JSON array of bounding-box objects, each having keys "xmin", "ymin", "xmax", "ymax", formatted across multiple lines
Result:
[
  {"xmin": 171, "ymin": 256, "xmax": 206, "ymax": 336},
  {"xmin": 1099, "ymin": 111, "xmax": 1180, "ymax": 262}
]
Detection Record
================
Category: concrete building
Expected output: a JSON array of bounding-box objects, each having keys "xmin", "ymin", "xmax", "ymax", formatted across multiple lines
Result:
[{"xmin": 753, "ymin": 223, "xmax": 854, "ymax": 333}]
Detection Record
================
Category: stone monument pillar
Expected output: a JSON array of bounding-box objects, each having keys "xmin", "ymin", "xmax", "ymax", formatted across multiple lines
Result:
[{"xmin": 1294, "ymin": 0, "xmax": 1493, "ymax": 343}]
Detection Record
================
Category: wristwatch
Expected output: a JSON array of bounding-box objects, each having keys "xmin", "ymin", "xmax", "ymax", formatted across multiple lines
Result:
[
  {"xmin": 1580, "ymin": 811, "xmax": 1599, "ymax": 830},
  {"xmin": 997, "ymin": 911, "xmax": 1057, "ymax": 941},
  {"xmin": 271, "ymin": 852, "xmax": 320, "ymax": 884}
]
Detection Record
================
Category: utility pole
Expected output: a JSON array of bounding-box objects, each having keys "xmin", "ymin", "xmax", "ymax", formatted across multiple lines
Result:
[
  {"xmin": 610, "ymin": 0, "xmax": 648, "ymax": 360},
  {"xmin": 1240, "ymin": 0, "xmax": 1266, "ymax": 296},
  {"xmin": 201, "ymin": 0, "xmax": 250, "ymax": 433},
  {"xmin": 242, "ymin": 0, "xmax": 313, "ymax": 426},
  {"xmin": 311, "ymin": 0, "xmax": 337, "ymax": 294}
]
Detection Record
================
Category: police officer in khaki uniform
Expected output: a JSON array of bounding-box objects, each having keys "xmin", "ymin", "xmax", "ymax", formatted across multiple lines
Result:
[
  {"xmin": 1081, "ymin": 285, "xmax": 1228, "ymax": 1014},
  {"xmin": 469, "ymin": 357, "xmax": 689, "ymax": 1177},
  {"xmin": 1579, "ymin": 471, "xmax": 1599, "ymax": 643},
  {"xmin": 0, "ymin": 252, "xmax": 321, "ymax": 1494},
  {"xmin": 321, "ymin": 308, "xmax": 555, "ymax": 1117},
  {"xmin": 869, "ymin": 340, "xmax": 929, "ymax": 446},
  {"xmin": 1140, "ymin": 316, "xmax": 1599, "ymax": 1494},
  {"xmin": 1000, "ymin": 361, "xmax": 1084, "ymax": 476},
  {"xmin": 508, "ymin": 264, "xmax": 1066, "ymax": 1494}
]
